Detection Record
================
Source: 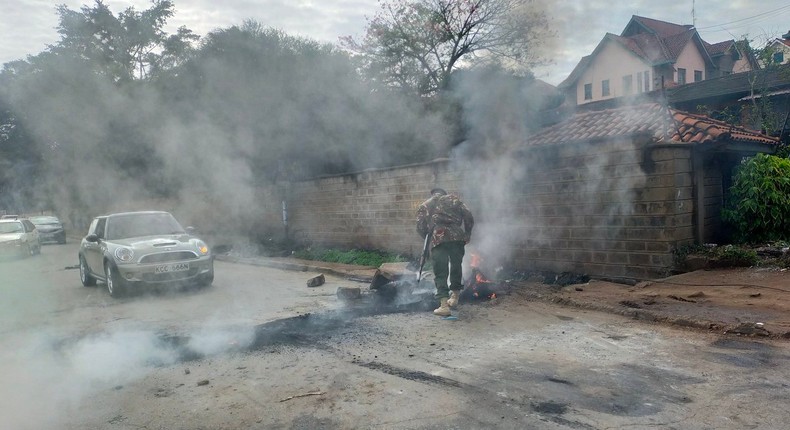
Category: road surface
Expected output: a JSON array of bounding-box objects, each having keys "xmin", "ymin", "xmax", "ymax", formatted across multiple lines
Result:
[{"xmin": 1, "ymin": 243, "xmax": 788, "ymax": 429}]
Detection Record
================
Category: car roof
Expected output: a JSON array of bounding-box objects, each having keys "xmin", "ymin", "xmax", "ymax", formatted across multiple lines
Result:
[
  {"xmin": 29, "ymin": 215, "xmax": 59, "ymax": 220},
  {"xmin": 98, "ymin": 210, "xmax": 172, "ymax": 218},
  {"xmin": 0, "ymin": 219, "xmax": 23, "ymax": 223}
]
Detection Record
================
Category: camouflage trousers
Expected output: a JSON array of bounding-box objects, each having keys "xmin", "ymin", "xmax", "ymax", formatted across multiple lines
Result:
[{"xmin": 431, "ymin": 241, "xmax": 465, "ymax": 299}]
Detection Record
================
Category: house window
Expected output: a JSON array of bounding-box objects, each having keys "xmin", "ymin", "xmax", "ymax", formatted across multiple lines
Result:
[
  {"xmin": 637, "ymin": 72, "xmax": 643, "ymax": 93},
  {"xmin": 584, "ymin": 83, "xmax": 592, "ymax": 100},
  {"xmin": 678, "ymin": 68, "xmax": 687, "ymax": 85},
  {"xmin": 644, "ymin": 70, "xmax": 650, "ymax": 91},
  {"xmin": 694, "ymin": 70, "xmax": 703, "ymax": 82},
  {"xmin": 602, "ymin": 79, "xmax": 610, "ymax": 97},
  {"xmin": 622, "ymin": 75, "xmax": 633, "ymax": 95},
  {"xmin": 774, "ymin": 52, "xmax": 785, "ymax": 63}
]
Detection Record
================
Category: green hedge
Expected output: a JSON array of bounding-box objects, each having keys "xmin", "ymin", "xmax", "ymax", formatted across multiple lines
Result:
[
  {"xmin": 723, "ymin": 153, "xmax": 790, "ymax": 243},
  {"xmin": 292, "ymin": 248, "xmax": 409, "ymax": 267}
]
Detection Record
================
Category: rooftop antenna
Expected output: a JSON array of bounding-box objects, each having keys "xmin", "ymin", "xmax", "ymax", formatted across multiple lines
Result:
[{"xmin": 692, "ymin": 0, "xmax": 696, "ymax": 27}]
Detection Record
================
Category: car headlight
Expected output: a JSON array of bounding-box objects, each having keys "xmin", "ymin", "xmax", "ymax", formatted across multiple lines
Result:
[
  {"xmin": 196, "ymin": 240, "xmax": 209, "ymax": 255},
  {"xmin": 114, "ymin": 247, "xmax": 134, "ymax": 262}
]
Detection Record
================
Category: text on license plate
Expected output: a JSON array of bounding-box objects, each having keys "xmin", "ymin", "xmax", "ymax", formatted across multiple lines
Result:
[{"xmin": 155, "ymin": 263, "xmax": 189, "ymax": 274}]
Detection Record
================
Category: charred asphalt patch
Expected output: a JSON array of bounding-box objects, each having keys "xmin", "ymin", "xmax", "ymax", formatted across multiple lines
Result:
[{"xmin": 151, "ymin": 292, "xmax": 439, "ymax": 362}]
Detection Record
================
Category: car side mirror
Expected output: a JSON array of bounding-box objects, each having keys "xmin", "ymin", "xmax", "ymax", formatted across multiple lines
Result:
[
  {"xmin": 185, "ymin": 226, "xmax": 196, "ymax": 234},
  {"xmin": 85, "ymin": 234, "xmax": 99, "ymax": 243}
]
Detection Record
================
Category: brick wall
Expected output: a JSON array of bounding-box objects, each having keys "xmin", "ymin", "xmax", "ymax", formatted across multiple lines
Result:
[
  {"xmin": 279, "ymin": 138, "xmax": 698, "ymax": 280},
  {"xmin": 286, "ymin": 159, "xmax": 462, "ymax": 256}
]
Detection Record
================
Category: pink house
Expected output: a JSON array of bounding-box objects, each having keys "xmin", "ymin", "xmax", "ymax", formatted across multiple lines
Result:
[{"xmin": 559, "ymin": 16, "xmax": 756, "ymax": 106}]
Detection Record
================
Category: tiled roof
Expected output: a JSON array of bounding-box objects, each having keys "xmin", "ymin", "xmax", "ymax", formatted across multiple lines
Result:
[
  {"xmin": 670, "ymin": 110, "xmax": 779, "ymax": 144},
  {"xmin": 626, "ymin": 16, "xmax": 693, "ymax": 38},
  {"xmin": 524, "ymin": 103, "xmax": 778, "ymax": 147},
  {"xmin": 662, "ymin": 31, "xmax": 696, "ymax": 59},
  {"xmin": 705, "ymin": 40, "xmax": 734, "ymax": 56},
  {"xmin": 612, "ymin": 33, "xmax": 669, "ymax": 64}
]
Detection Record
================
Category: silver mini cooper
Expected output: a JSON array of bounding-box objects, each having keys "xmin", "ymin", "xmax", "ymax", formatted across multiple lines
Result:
[{"xmin": 78, "ymin": 211, "xmax": 214, "ymax": 297}]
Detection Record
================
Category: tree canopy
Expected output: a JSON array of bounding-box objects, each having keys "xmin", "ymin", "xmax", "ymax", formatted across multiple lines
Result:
[
  {"xmin": 0, "ymin": 4, "xmax": 450, "ymax": 217},
  {"xmin": 51, "ymin": 0, "xmax": 198, "ymax": 81},
  {"xmin": 341, "ymin": 0, "xmax": 553, "ymax": 96}
]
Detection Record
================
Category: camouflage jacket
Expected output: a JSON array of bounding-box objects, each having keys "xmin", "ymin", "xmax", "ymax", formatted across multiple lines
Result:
[{"xmin": 416, "ymin": 193, "xmax": 474, "ymax": 249}]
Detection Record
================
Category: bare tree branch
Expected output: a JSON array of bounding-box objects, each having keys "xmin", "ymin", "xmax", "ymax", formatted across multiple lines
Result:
[{"xmin": 341, "ymin": 0, "xmax": 554, "ymax": 96}]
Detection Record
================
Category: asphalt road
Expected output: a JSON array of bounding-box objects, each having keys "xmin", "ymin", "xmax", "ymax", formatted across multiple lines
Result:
[{"xmin": 1, "ymin": 243, "xmax": 789, "ymax": 429}]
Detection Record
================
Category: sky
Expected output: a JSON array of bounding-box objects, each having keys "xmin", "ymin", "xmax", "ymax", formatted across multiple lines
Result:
[{"xmin": 2, "ymin": 0, "xmax": 790, "ymax": 86}]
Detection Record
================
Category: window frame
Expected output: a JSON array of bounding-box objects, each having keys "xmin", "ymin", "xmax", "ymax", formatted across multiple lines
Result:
[
  {"xmin": 584, "ymin": 83, "xmax": 592, "ymax": 100},
  {"xmin": 622, "ymin": 75, "xmax": 633, "ymax": 95}
]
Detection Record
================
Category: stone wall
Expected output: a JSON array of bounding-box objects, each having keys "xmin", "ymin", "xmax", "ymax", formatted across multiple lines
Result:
[
  {"xmin": 280, "ymin": 138, "xmax": 699, "ymax": 280},
  {"xmin": 286, "ymin": 160, "xmax": 462, "ymax": 257}
]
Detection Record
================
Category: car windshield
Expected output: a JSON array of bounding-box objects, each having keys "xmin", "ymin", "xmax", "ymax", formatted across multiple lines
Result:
[
  {"xmin": 105, "ymin": 213, "xmax": 185, "ymax": 240},
  {"xmin": 0, "ymin": 222, "xmax": 24, "ymax": 234},
  {"xmin": 29, "ymin": 216, "xmax": 60, "ymax": 225}
]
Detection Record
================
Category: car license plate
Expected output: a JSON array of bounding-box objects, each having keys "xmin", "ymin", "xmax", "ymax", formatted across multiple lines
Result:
[{"xmin": 154, "ymin": 262, "xmax": 189, "ymax": 274}]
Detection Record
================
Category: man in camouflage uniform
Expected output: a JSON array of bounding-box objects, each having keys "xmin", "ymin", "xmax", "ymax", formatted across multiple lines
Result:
[{"xmin": 416, "ymin": 188, "xmax": 475, "ymax": 316}]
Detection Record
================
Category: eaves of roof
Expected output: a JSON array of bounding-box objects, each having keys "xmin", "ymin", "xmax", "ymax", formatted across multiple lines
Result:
[
  {"xmin": 559, "ymin": 34, "xmax": 662, "ymax": 88},
  {"xmin": 558, "ymin": 55, "xmax": 591, "ymax": 89},
  {"xmin": 667, "ymin": 64, "xmax": 790, "ymax": 103},
  {"xmin": 611, "ymin": 33, "xmax": 670, "ymax": 65}
]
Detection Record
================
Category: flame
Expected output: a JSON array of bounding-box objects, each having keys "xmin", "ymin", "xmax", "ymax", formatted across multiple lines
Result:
[{"xmin": 468, "ymin": 252, "xmax": 498, "ymax": 300}]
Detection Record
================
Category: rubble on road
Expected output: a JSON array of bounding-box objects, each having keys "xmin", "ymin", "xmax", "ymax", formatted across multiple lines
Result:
[{"xmin": 306, "ymin": 274, "xmax": 325, "ymax": 287}]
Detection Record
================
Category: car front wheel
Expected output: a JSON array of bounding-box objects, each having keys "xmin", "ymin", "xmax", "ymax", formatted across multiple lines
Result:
[
  {"xmin": 105, "ymin": 262, "xmax": 126, "ymax": 298},
  {"xmin": 80, "ymin": 256, "xmax": 97, "ymax": 286}
]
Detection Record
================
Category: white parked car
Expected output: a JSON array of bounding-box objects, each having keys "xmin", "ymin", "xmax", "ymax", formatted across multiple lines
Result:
[
  {"xmin": 0, "ymin": 218, "xmax": 41, "ymax": 258},
  {"xmin": 78, "ymin": 211, "xmax": 214, "ymax": 297}
]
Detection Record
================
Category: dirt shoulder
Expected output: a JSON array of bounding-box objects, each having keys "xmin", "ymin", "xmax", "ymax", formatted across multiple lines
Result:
[{"xmin": 513, "ymin": 267, "xmax": 790, "ymax": 340}]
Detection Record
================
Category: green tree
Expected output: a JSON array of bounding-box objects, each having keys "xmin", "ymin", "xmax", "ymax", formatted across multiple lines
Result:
[
  {"xmin": 726, "ymin": 36, "xmax": 790, "ymax": 144},
  {"xmin": 0, "ymin": 0, "xmax": 197, "ymax": 213},
  {"xmin": 341, "ymin": 0, "xmax": 553, "ymax": 96},
  {"xmin": 159, "ymin": 21, "xmax": 447, "ymax": 186},
  {"xmin": 723, "ymin": 153, "xmax": 790, "ymax": 242},
  {"xmin": 52, "ymin": 0, "xmax": 198, "ymax": 81}
]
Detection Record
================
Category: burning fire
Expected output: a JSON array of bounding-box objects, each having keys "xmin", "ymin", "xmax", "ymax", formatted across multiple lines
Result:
[{"xmin": 467, "ymin": 253, "xmax": 497, "ymax": 300}]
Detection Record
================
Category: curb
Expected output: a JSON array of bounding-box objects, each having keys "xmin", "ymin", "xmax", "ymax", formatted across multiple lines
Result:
[{"xmin": 216, "ymin": 255, "xmax": 376, "ymax": 281}]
